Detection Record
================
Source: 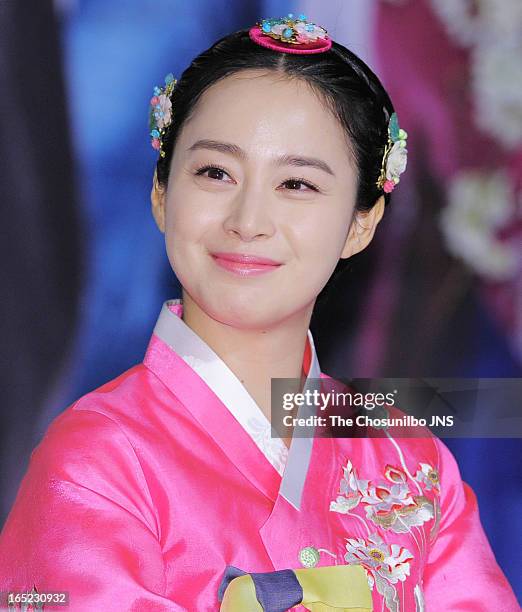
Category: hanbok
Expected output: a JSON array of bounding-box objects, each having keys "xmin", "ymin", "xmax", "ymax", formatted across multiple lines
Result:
[{"xmin": 0, "ymin": 300, "xmax": 518, "ymax": 611}]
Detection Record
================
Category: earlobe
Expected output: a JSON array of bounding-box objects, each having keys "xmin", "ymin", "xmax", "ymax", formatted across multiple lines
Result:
[
  {"xmin": 151, "ymin": 169, "xmax": 166, "ymax": 234},
  {"xmin": 340, "ymin": 195, "xmax": 385, "ymax": 259}
]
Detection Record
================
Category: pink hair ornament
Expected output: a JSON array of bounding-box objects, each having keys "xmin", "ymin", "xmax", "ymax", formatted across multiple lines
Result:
[{"xmin": 249, "ymin": 13, "xmax": 332, "ymax": 54}]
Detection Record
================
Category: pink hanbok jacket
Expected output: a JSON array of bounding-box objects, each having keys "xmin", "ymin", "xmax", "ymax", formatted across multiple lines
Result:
[{"xmin": 0, "ymin": 300, "xmax": 519, "ymax": 611}]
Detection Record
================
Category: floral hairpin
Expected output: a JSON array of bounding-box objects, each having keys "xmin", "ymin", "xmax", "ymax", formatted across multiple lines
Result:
[
  {"xmin": 149, "ymin": 72, "xmax": 176, "ymax": 157},
  {"xmin": 249, "ymin": 13, "xmax": 332, "ymax": 54},
  {"xmin": 376, "ymin": 112, "xmax": 408, "ymax": 193}
]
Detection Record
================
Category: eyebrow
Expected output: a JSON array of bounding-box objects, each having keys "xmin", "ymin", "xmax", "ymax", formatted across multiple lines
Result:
[{"xmin": 187, "ymin": 139, "xmax": 335, "ymax": 177}]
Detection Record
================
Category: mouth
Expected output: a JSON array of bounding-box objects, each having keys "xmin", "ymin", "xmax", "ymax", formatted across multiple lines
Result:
[{"xmin": 210, "ymin": 251, "xmax": 283, "ymax": 277}]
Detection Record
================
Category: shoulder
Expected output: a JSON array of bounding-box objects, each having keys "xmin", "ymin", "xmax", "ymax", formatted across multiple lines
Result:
[
  {"xmin": 46, "ymin": 361, "xmax": 189, "ymax": 443},
  {"xmin": 30, "ymin": 367, "xmax": 148, "ymax": 481},
  {"xmin": 15, "ymin": 366, "xmax": 170, "ymax": 532},
  {"xmin": 29, "ymin": 363, "xmax": 170, "ymax": 485}
]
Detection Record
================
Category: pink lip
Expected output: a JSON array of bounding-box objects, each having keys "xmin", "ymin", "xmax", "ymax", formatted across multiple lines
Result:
[{"xmin": 210, "ymin": 251, "xmax": 282, "ymax": 276}]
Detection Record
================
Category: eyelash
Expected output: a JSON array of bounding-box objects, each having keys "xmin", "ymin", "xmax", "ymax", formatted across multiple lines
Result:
[{"xmin": 194, "ymin": 164, "xmax": 320, "ymax": 192}]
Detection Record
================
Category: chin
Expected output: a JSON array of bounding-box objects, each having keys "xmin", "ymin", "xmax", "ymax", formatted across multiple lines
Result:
[
  {"xmin": 211, "ymin": 297, "xmax": 275, "ymax": 329},
  {"xmin": 200, "ymin": 291, "xmax": 288, "ymax": 331}
]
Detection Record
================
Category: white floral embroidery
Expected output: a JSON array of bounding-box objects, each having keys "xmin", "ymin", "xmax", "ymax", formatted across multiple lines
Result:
[
  {"xmin": 180, "ymin": 354, "xmax": 208, "ymax": 370},
  {"xmin": 429, "ymin": 494, "xmax": 442, "ymax": 544},
  {"xmin": 331, "ymin": 460, "xmax": 435, "ymax": 532},
  {"xmin": 361, "ymin": 481, "xmax": 415, "ymax": 513},
  {"xmin": 329, "ymin": 459, "xmax": 368, "ymax": 513},
  {"xmin": 415, "ymin": 462, "xmax": 441, "ymax": 493},
  {"xmin": 330, "ymin": 450, "xmax": 441, "ymax": 612},
  {"xmin": 345, "ymin": 533, "xmax": 413, "ymax": 584},
  {"xmin": 344, "ymin": 533, "xmax": 412, "ymax": 612},
  {"xmin": 414, "ymin": 582, "xmax": 426, "ymax": 611},
  {"xmin": 247, "ymin": 417, "xmax": 288, "ymax": 476},
  {"xmin": 344, "ymin": 533, "xmax": 413, "ymax": 612}
]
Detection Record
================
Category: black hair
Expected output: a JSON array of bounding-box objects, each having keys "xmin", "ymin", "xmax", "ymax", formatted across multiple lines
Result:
[{"xmin": 155, "ymin": 29, "xmax": 395, "ymax": 305}]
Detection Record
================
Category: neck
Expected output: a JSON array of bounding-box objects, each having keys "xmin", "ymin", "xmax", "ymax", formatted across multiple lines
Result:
[{"xmin": 181, "ymin": 291, "xmax": 313, "ymax": 423}]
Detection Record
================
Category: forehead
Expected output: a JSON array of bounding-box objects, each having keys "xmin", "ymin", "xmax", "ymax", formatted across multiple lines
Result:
[{"xmin": 177, "ymin": 69, "xmax": 355, "ymax": 172}]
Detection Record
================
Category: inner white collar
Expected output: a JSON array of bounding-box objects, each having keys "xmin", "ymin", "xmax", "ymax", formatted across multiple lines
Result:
[{"xmin": 152, "ymin": 299, "xmax": 321, "ymax": 477}]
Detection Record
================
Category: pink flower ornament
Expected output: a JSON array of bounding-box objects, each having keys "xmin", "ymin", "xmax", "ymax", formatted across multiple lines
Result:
[{"xmin": 148, "ymin": 72, "xmax": 177, "ymax": 158}]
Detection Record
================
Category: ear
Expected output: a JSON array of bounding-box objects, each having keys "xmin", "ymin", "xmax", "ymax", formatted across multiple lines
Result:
[
  {"xmin": 340, "ymin": 195, "xmax": 385, "ymax": 259},
  {"xmin": 151, "ymin": 169, "xmax": 166, "ymax": 234}
]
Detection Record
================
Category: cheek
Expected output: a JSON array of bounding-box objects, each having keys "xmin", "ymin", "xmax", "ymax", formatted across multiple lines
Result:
[
  {"xmin": 164, "ymin": 193, "xmax": 210, "ymax": 251},
  {"xmin": 291, "ymin": 206, "xmax": 351, "ymax": 267},
  {"xmin": 163, "ymin": 202, "xmax": 199, "ymax": 279}
]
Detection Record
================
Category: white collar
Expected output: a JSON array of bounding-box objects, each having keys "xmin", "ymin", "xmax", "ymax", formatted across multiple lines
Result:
[{"xmin": 152, "ymin": 299, "xmax": 322, "ymax": 478}]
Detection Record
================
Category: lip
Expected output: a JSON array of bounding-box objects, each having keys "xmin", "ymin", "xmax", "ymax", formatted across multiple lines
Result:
[{"xmin": 210, "ymin": 251, "xmax": 283, "ymax": 276}]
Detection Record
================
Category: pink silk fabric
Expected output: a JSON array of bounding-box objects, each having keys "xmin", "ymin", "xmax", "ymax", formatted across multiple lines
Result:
[{"xmin": 0, "ymin": 305, "xmax": 519, "ymax": 611}]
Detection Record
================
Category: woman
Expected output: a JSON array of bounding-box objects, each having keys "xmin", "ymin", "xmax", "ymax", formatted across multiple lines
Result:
[{"xmin": 0, "ymin": 15, "xmax": 518, "ymax": 612}]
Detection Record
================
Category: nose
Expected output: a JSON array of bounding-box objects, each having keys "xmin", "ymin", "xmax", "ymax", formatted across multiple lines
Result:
[{"xmin": 222, "ymin": 181, "xmax": 276, "ymax": 242}]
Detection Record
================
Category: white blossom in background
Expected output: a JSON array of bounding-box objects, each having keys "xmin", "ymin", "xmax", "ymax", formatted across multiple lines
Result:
[
  {"xmin": 428, "ymin": 0, "xmax": 481, "ymax": 46},
  {"xmin": 439, "ymin": 170, "xmax": 519, "ymax": 281},
  {"xmin": 478, "ymin": 0, "xmax": 522, "ymax": 42},
  {"xmin": 428, "ymin": 0, "xmax": 522, "ymax": 149},
  {"xmin": 472, "ymin": 43, "xmax": 522, "ymax": 148},
  {"xmin": 429, "ymin": 0, "xmax": 522, "ymax": 47}
]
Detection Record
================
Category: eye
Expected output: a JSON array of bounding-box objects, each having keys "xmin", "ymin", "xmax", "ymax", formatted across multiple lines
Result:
[
  {"xmin": 194, "ymin": 164, "xmax": 234, "ymax": 183},
  {"xmin": 280, "ymin": 178, "xmax": 319, "ymax": 192}
]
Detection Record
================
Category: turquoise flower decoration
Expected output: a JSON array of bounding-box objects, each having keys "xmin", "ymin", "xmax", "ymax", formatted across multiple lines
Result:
[{"xmin": 258, "ymin": 13, "xmax": 328, "ymax": 45}]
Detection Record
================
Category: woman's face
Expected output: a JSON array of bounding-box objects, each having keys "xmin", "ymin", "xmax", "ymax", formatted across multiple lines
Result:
[{"xmin": 153, "ymin": 69, "xmax": 379, "ymax": 329}]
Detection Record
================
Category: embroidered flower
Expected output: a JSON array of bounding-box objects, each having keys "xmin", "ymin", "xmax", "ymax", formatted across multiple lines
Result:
[
  {"xmin": 384, "ymin": 464, "xmax": 407, "ymax": 484},
  {"xmin": 331, "ymin": 460, "xmax": 435, "ymax": 532},
  {"xmin": 360, "ymin": 482, "xmax": 414, "ymax": 513},
  {"xmin": 365, "ymin": 494, "xmax": 435, "ymax": 532},
  {"xmin": 247, "ymin": 417, "xmax": 288, "ymax": 476},
  {"xmin": 429, "ymin": 494, "xmax": 441, "ymax": 544},
  {"xmin": 345, "ymin": 533, "xmax": 413, "ymax": 584},
  {"xmin": 331, "ymin": 456, "xmax": 438, "ymax": 611},
  {"xmin": 415, "ymin": 463, "xmax": 440, "ymax": 493},
  {"xmin": 414, "ymin": 582, "xmax": 426, "ymax": 612},
  {"xmin": 329, "ymin": 460, "xmax": 369, "ymax": 513}
]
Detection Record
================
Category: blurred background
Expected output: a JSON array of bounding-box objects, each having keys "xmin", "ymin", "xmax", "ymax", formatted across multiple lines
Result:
[{"xmin": 1, "ymin": 0, "xmax": 520, "ymax": 601}]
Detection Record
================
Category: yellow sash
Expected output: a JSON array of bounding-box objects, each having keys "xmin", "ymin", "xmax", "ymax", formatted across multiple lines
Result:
[{"xmin": 219, "ymin": 564, "xmax": 373, "ymax": 611}]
